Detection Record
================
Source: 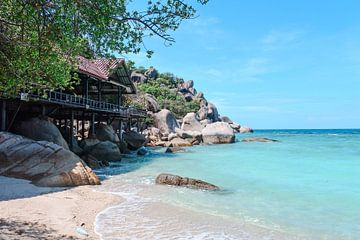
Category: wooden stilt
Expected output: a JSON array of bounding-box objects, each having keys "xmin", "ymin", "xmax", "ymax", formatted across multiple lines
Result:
[
  {"xmin": 91, "ymin": 113, "xmax": 95, "ymax": 136},
  {"xmin": 82, "ymin": 111, "xmax": 85, "ymax": 139},
  {"xmin": 1, "ymin": 101, "xmax": 6, "ymax": 131},
  {"xmin": 118, "ymin": 120, "xmax": 123, "ymax": 141},
  {"xmin": 69, "ymin": 110, "xmax": 74, "ymax": 150},
  {"xmin": 41, "ymin": 105, "xmax": 46, "ymax": 116}
]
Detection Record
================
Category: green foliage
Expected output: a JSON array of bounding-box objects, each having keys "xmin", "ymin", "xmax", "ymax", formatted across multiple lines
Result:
[
  {"xmin": 138, "ymin": 78, "xmax": 199, "ymax": 118},
  {"xmin": 0, "ymin": 0, "xmax": 208, "ymax": 93}
]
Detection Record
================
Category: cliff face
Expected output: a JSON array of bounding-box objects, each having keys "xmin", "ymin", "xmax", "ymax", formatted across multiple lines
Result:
[{"xmin": 127, "ymin": 67, "xmax": 253, "ymax": 146}]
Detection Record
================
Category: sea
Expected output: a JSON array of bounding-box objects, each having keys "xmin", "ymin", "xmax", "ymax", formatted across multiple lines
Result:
[{"xmin": 93, "ymin": 129, "xmax": 360, "ymax": 240}]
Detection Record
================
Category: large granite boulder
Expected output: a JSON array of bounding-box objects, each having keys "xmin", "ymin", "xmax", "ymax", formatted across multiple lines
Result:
[
  {"xmin": 12, "ymin": 117, "xmax": 69, "ymax": 150},
  {"xmin": 86, "ymin": 141, "xmax": 122, "ymax": 161},
  {"xmin": 197, "ymin": 106, "xmax": 208, "ymax": 121},
  {"xmin": 207, "ymin": 102, "xmax": 219, "ymax": 122},
  {"xmin": 155, "ymin": 173, "xmax": 220, "ymax": 190},
  {"xmin": 144, "ymin": 94, "xmax": 160, "ymax": 113},
  {"xmin": 131, "ymin": 72, "xmax": 147, "ymax": 84},
  {"xmin": 239, "ymin": 126, "xmax": 254, "ymax": 133},
  {"xmin": 123, "ymin": 130, "xmax": 146, "ymax": 150},
  {"xmin": 182, "ymin": 80, "xmax": 194, "ymax": 90},
  {"xmin": 144, "ymin": 67, "xmax": 158, "ymax": 79},
  {"xmin": 170, "ymin": 137, "xmax": 192, "ymax": 147},
  {"xmin": 220, "ymin": 116, "xmax": 233, "ymax": 124},
  {"xmin": 201, "ymin": 122, "xmax": 235, "ymax": 144},
  {"xmin": 181, "ymin": 112, "xmax": 203, "ymax": 132},
  {"xmin": 0, "ymin": 132, "xmax": 100, "ymax": 187},
  {"xmin": 195, "ymin": 91, "xmax": 204, "ymax": 99},
  {"xmin": 153, "ymin": 109, "xmax": 179, "ymax": 134},
  {"xmin": 96, "ymin": 123, "xmax": 119, "ymax": 143}
]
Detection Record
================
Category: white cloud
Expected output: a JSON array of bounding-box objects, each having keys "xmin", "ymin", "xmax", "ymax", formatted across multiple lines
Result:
[{"xmin": 260, "ymin": 30, "xmax": 305, "ymax": 51}]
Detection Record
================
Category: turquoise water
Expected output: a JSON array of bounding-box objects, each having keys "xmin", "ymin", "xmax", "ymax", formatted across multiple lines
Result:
[{"xmin": 95, "ymin": 129, "xmax": 360, "ymax": 239}]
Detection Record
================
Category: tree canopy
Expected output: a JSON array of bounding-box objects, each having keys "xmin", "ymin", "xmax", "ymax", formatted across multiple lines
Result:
[{"xmin": 0, "ymin": 0, "xmax": 208, "ymax": 94}]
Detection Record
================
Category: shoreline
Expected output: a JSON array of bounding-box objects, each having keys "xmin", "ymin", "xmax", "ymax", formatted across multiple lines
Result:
[{"xmin": 0, "ymin": 176, "xmax": 120, "ymax": 239}]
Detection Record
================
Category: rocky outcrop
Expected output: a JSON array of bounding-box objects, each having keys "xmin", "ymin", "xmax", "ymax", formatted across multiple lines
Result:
[
  {"xmin": 239, "ymin": 126, "xmax": 254, "ymax": 133},
  {"xmin": 144, "ymin": 67, "xmax": 158, "ymax": 79},
  {"xmin": 241, "ymin": 137, "xmax": 278, "ymax": 142},
  {"xmin": 153, "ymin": 109, "xmax": 179, "ymax": 134},
  {"xmin": 220, "ymin": 116, "xmax": 233, "ymax": 124},
  {"xmin": 131, "ymin": 72, "xmax": 147, "ymax": 84},
  {"xmin": 123, "ymin": 130, "xmax": 146, "ymax": 150},
  {"xmin": 12, "ymin": 117, "xmax": 69, "ymax": 150},
  {"xmin": 181, "ymin": 112, "xmax": 203, "ymax": 132},
  {"xmin": 0, "ymin": 132, "xmax": 100, "ymax": 187},
  {"xmin": 85, "ymin": 140, "xmax": 122, "ymax": 161},
  {"xmin": 96, "ymin": 123, "xmax": 120, "ymax": 143},
  {"xmin": 202, "ymin": 122, "xmax": 235, "ymax": 144},
  {"xmin": 155, "ymin": 173, "xmax": 220, "ymax": 190}
]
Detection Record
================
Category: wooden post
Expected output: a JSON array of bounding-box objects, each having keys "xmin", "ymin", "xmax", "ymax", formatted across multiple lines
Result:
[
  {"xmin": 82, "ymin": 111, "xmax": 85, "ymax": 139},
  {"xmin": 85, "ymin": 78, "xmax": 89, "ymax": 99},
  {"xmin": 69, "ymin": 110, "xmax": 74, "ymax": 150},
  {"xmin": 118, "ymin": 120, "xmax": 123, "ymax": 141},
  {"xmin": 98, "ymin": 81, "xmax": 102, "ymax": 102},
  {"xmin": 41, "ymin": 105, "xmax": 46, "ymax": 116},
  {"xmin": 91, "ymin": 113, "xmax": 95, "ymax": 136},
  {"xmin": 117, "ymin": 86, "xmax": 121, "ymax": 106},
  {"xmin": 1, "ymin": 101, "xmax": 6, "ymax": 131}
]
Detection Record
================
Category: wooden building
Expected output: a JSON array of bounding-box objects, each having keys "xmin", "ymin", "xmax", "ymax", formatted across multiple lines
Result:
[{"xmin": 0, "ymin": 56, "xmax": 146, "ymax": 150}]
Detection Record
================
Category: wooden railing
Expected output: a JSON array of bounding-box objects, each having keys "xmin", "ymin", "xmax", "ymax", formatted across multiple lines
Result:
[{"xmin": 13, "ymin": 90, "xmax": 147, "ymax": 118}]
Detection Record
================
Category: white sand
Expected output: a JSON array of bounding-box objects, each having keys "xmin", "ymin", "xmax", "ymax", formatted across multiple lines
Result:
[{"xmin": 0, "ymin": 176, "xmax": 120, "ymax": 239}]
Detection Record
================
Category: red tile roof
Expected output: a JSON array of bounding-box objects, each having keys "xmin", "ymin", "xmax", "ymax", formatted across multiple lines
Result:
[{"xmin": 77, "ymin": 56, "xmax": 125, "ymax": 81}]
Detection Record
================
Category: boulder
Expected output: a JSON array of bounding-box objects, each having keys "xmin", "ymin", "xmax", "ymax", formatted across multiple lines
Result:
[
  {"xmin": 241, "ymin": 137, "xmax": 278, "ymax": 142},
  {"xmin": 170, "ymin": 137, "xmax": 192, "ymax": 147},
  {"xmin": 131, "ymin": 72, "xmax": 147, "ymax": 84},
  {"xmin": 123, "ymin": 130, "xmax": 146, "ymax": 150},
  {"xmin": 144, "ymin": 94, "xmax": 160, "ymax": 113},
  {"xmin": 82, "ymin": 154, "xmax": 109, "ymax": 169},
  {"xmin": 239, "ymin": 126, "xmax": 254, "ymax": 133},
  {"xmin": 181, "ymin": 112, "xmax": 203, "ymax": 132},
  {"xmin": 144, "ymin": 67, "xmax": 158, "ymax": 79},
  {"xmin": 188, "ymin": 87, "xmax": 197, "ymax": 96},
  {"xmin": 197, "ymin": 106, "xmax": 208, "ymax": 121},
  {"xmin": 201, "ymin": 122, "xmax": 235, "ymax": 144},
  {"xmin": 96, "ymin": 123, "xmax": 120, "ymax": 143},
  {"xmin": 230, "ymin": 123, "xmax": 241, "ymax": 130},
  {"xmin": 12, "ymin": 117, "xmax": 69, "ymax": 150},
  {"xmin": 80, "ymin": 138, "xmax": 100, "ymax": 151},
  {"xmin": 117, "ymin": 139, "xmax": 131, "ymax": 154},
  {"xmin": 165, "ymin": 147, "xmax": 186, "ymax": 153},
  {"xmin": 168, "ymin": 132, "xmax": 177, "ymax": 141},
  {"xmin": 0, "ymin": 132, "xmax": 100, "ymax": 187},
  {"xmin": 182, "ymin": 80, "xmax": 194, "ymax": 90},
  {"xmin": 184, "ymin": 93, "xmax": 194, "ymax": 102},
  {"xmin": 207, "ymin": 102, "xmax": 219, "ymax": 122},
  {"xmin": 220, "ymin": 116, "xmax": 233, "ymax": 124},
  {"xmin": 153, "ymin": 109, "xmax": 179, "ymax": 134},
  {"xmin": 155, "ymin": 173, "xmax": 219, "ymax": 190},
  {"xmin": 195, "ymin": 91, "xmax": 204, "ymax": 99},
  {"xmin": 87, "ymin": 141, "xmax": 122, "ymax": 161}
]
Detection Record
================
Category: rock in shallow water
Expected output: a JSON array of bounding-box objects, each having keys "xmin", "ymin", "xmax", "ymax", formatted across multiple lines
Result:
[
  {"xmin": 165, "ymin": 147, "xmax": 186, "ymax": 153},
  {"xmin": 155, "ymin": 173, "xmax": 220, "ymax": 190},
  {"xmin": 241, "ymin": 137, "xmax": 278, "ymax": 142},
  {"xmin": 0, "ymin": 132, "xmax": 100, "ymax": 187},
  {"xmin": 201, "ymin": 122, "xmax": 235, "ymax": 144}
]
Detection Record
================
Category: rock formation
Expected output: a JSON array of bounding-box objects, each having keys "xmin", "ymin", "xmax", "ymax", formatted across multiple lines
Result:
[
  {"xmin": 202, "ymin": 122, "xmax": 235, "ymax": 144},
  {"xmin": 155, "ymin": 173, "xmax": 220, "ymax": 190},
  {"xmin": 241, "ymin": 137, "xmax": 278, "ymax": 142},
  {"xmin": 153, "ymin": 109, "xmax": 179, "ymax": 134},
  {"xmin": 12, "ymin": 117, "xmax": 69, "ymax": 150},
  {"xmin": 0, "ymin": 132, "xmax": 100, "ymax": 187}
]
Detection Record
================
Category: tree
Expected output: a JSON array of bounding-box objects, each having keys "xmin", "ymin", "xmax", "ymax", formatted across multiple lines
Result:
[{"xmin": 0, "ymin": 0, "xmax": 208, "ymax": 94}]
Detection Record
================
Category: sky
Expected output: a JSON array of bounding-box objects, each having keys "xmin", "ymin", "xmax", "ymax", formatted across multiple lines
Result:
[{"xmin": 124, "ymin": 0, "xmax": 360, "ymax": 129}]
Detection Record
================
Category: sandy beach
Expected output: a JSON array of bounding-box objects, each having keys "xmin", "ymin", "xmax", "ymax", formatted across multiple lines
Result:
[{"xmin": 0, "ymin": 176, "xmax": 120, "ymax": 239}]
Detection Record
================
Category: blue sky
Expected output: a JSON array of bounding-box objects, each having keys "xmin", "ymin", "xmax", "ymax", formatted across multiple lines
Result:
[{"xmin": 124, "ymin": 1, "xmax": 360, "ymax": 129}]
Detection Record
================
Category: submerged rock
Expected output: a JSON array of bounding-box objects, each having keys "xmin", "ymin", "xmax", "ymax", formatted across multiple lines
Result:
[
  {"xmin": 201, "ymin": 122, "xmax": 235, "ymax": 144},
  {"xmin": 0, "ymin": 132, "xmax": 100, "ymax": 187},
  {"xmin": 241, "ymin": 137, "xmax": 278, "ymax": 142},
  {"xmin": 170, "ymin": 137, "xmax": 192, "ymax": 147},
  {"xmin": 155, "ymin": 173, "xmax": 220, "ymax": 190},
  {"xmin": 165, "ymin": 147, "xmax": 186, "ymax": 153}
]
